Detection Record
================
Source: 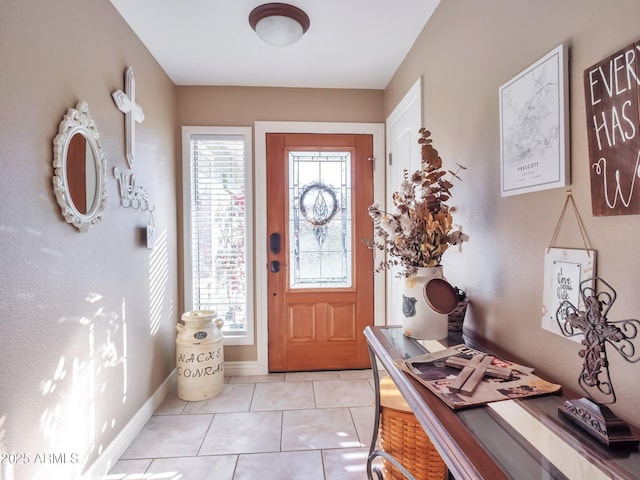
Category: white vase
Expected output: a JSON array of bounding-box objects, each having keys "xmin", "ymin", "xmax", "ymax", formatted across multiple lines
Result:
[{"xmin": 401, "ymin": 266, "xmax": 449, "ymax": 340}]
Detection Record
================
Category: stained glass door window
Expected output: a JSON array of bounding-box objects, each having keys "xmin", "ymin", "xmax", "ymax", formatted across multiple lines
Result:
[{"xmin": 288, "ymin": 151, "xmax": 352, "ymax": 289}]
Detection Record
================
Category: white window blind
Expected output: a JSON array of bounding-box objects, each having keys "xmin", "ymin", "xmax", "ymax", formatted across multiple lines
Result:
[{"xmin": 185, "ymin": 129, "xmax": 253, "ymax": 340}]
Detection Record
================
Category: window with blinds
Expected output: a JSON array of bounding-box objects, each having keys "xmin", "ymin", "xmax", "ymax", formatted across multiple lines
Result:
[{"xmin": 183, "ymin": 127, "xmax": 253, "ymax": 343}]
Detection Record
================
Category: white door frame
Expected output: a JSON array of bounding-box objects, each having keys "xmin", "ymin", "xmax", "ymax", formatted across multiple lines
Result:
[{"xmin": 254, "ymin": 121, "xmax": 385, "ymax": 374}]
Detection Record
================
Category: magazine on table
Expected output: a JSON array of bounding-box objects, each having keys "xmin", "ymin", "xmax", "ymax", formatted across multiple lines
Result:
[{"xmin": 395, "ymin": 344, "xmax": 562, "ymax": 410}]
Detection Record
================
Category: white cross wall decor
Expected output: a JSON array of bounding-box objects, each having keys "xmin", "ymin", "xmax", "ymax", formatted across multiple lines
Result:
[{"xmin": 112, "ymin": 65, "xmax": 145, "ymax": 169}]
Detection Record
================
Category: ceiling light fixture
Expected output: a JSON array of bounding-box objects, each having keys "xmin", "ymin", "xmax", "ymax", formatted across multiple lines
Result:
[{"xmin": 249, "ymin": 3, "xmax": 310, "ymax": 47}]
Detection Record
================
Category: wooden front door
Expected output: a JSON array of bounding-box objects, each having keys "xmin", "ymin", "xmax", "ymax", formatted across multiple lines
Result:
[{"xmin": 267, "ymin": 133, "xmax": 374, "ymax": 372}]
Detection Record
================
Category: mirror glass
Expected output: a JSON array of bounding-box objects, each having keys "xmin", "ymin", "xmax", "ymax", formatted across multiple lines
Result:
[
  {"xmin": 53, "ymin": 102, "xmax": 107, "ymax": 232},
  {"xmin": 66, "ymin": 132, "xmax": 98, "ymax": 215}
]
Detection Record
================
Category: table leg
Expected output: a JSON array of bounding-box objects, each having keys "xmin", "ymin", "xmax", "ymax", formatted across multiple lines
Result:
[{"xmin": 366, "ymin": 343, "xmax": 417, "ymax": 480}]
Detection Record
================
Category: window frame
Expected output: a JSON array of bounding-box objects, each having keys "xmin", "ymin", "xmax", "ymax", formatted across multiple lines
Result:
[{"xmin": 181, "ymin": 126, "xmax": 254, "ymax": 346}]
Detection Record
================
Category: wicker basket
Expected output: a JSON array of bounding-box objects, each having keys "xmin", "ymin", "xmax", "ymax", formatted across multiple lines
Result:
[
  {"xmin": 447, "ymin": 299, "xmax": 468, "ymax": 331},
  {"xmin": 379, "ymin": 378, "xmax": 448, "ymax": 480}
]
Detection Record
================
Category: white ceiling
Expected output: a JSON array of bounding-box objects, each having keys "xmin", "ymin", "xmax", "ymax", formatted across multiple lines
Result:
[{"xmin": 109, "ymin": 0, "xmax": 440, "ymax": 89}]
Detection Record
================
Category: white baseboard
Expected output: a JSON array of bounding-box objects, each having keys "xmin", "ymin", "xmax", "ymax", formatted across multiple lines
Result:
[
  {"xmin": 223, "ymin": 360, "xmax": 268, "ymax": 377},
  {"xmin": 83, "ymin": 369, "xmax": 177, "ymax": 479}
]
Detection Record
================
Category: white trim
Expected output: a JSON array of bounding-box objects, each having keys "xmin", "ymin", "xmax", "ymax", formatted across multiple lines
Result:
[
  {"xmin": 82, "ymin": 370, "xmax": 177, "ymax": 479},
  {"xmin": 223, "ymin": 360, "xmax": 267, "ymax": 377},
  {"xmin": 181, "ymin": 126, "xmax": 255, "ymax": 346},
  {"xmin": 254, "ymin": 121, "xmax": 385, "ymax": 375}
]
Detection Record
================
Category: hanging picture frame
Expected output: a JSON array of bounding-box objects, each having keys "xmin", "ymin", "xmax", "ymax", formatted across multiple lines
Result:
[
  {"xmin": 542, "ymin": 191, "xmax": 596, "ymax": 341},
  {"xmin": 541, "ymin": 247, "xmax": 596, "ymax": 341},
  {"xmin": 500, "ymin": 44, "xmax": 570, "ymax": 196},
  {"xmin": 146, "ymin": 211, "xmax": 156, "ymax": 250}
]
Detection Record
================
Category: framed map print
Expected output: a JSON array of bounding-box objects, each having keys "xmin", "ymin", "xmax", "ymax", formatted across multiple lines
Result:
[{"xmin": 500, "ymin": 44, "xmax": 570, "ymax": 196}]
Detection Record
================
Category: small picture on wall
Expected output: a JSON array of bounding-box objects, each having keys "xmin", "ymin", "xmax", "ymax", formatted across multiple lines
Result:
[
  {"xmin": 500, "ymin": 44, "xmax": 570, "ymax": 197},
  {"xmin": 146, "ymin": 224, "xmax": 155, "ymax": 249},
  {"xmin": 541, "ymin": 247, "xmax": 596, "ymax": 341}
]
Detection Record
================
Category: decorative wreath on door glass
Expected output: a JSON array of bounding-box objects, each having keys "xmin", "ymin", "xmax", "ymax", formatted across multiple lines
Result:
[
  {"xmin": 299, "ymin": 181, "xmax": 339, "ymax": 247},
  {"xmin": 299, "ymin": 181, "xmax": 339, "ymax": 226}
]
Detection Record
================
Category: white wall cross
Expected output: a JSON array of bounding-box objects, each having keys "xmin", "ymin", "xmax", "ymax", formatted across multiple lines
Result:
[{"xmin": 112, "ymin": 65, "xmax": 145, "ymax": 169}]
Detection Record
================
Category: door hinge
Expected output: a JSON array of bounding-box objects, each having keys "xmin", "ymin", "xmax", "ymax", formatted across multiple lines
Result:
[
  {"xmin": 388, "ymin": 152, "xmax": 393, "ymax": 165},
  {"xmin": 368, "ymin": 156, "xmax": 375, "ymax": 171}
]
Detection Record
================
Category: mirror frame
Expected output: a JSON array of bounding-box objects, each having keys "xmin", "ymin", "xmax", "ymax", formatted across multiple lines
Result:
[{"xmin": 52, "ymin": 101, "xmax": 107, "ymax": 232}]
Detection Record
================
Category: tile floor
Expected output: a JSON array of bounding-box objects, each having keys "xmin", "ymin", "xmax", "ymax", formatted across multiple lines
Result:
[{"xmin": 106, "ymin": 370, "xmax": 383, "ymax": 480}]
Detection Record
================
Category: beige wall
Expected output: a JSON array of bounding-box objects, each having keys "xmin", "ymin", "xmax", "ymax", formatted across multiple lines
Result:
[
  {"xmin": 178, "ymin": 86, "xmax": 384, "ymax": 126},
  {"xmin": 177, "ymin": 86, "xmax": 384, "ymax": 361},
  {"xmin": 386, "ymin": 0, "xmax": 640, "ymax": 426},
  {"xmin": 0, "ymin": 1, "xmax": 178, "ymax": 478},
  {"xmin": 5, "ymin": 1, "xmax": 638, "ymax": 477}
]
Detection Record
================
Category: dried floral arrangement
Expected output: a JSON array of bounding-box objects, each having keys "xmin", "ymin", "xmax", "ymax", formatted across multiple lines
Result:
[{"xmin": 368, "ymin": 128, "xmax": 468, "ymax": 277}]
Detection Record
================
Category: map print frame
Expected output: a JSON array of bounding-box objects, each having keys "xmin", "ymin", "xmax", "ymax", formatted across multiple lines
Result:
[{"xmin": 500, "ymin": 44, "xmax": 570, "ymax": 197}]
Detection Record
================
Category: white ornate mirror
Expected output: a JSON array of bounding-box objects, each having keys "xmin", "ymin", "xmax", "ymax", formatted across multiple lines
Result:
[{"xmin": 52, "ymin": 102, "xmax": 107, "ymax": 232}]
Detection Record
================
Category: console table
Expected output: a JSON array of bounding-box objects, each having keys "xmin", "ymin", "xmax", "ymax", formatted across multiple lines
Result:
[{"xmin": 364, "ymin": 326, "xmax": 640, "ymax": 480}]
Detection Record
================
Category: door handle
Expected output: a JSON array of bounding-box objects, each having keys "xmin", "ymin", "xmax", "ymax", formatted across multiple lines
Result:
[
  {"xmin": 270, "ymin": 233, "xmax": 281, "ymax": 254},
  {"xmin": 270, "ymin": 260, "xmax": 280, "ymax": 273}
]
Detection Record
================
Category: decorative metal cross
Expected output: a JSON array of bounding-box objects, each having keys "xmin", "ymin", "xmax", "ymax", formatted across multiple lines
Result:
[
  {"xmin": 556, "ymin": 277, "xmax": 640, "ymax": 404},
  {"xmin": 555, "ymin": 277, "xmax": 640, "ymax": 446},
  {"xmin": 112, "ymin": 65, "xmax": 145, "ymax": 169}
]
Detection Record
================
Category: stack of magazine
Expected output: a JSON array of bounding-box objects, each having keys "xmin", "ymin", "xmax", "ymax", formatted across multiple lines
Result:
[{"xmin": 395, "ymin": 344, "xmax": 562, "ymax": 410}]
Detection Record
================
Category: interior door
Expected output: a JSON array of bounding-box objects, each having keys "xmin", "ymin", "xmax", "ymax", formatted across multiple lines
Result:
[
  {"xmin": 266, "ymin": 133, "xmax": 374, "ymax": 372},
  {"xmin": 386, "ymin": 78, "xmax": 422, "ymax": 320}
]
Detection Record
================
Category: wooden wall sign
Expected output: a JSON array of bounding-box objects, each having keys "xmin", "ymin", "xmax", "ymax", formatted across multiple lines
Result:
[{"xmin": 584, "ymin": 40, "xmax": 640, "ymax": 216}]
